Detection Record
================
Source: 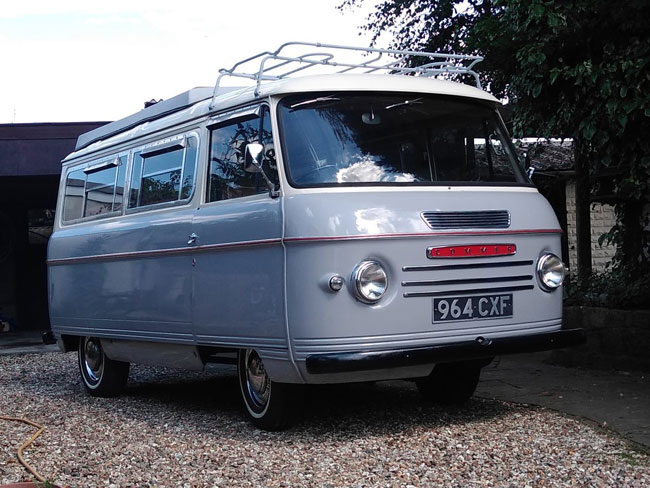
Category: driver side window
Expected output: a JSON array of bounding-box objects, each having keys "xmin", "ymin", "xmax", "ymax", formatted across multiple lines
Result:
[{"xmin": 207, "ymin": 107, "xmax": 276, "ymax": 202}]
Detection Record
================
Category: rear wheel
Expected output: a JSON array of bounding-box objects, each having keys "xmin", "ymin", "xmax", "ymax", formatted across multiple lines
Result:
[
  {"xmin": 237, "ymin": 349, "xmax": 301, "ymax": 430},
  {"xmin": 416, "ymin": 360, "xmax": 483, "ymax": 405},
  {"xmin": 78, "ymin": 336, "xmax": 129, "ymax": 397}
]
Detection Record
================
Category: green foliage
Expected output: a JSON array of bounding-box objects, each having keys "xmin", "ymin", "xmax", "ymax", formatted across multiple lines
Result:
[
  {"xmin": 342, "ymin": 0, "xmax": 650, "ymax": 273},
  {"xmin": 564, "ymin": 264, "xmax": 650, "ymax": 310}
]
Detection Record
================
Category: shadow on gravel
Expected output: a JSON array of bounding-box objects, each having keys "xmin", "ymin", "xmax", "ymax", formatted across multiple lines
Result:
[
  {"xmin": 103, "ymin": 364, "xmax": 518, "ymax": 441},
  {"xmin": 4, "ymin": 353, "xmax": 518, "ymax": 442}
]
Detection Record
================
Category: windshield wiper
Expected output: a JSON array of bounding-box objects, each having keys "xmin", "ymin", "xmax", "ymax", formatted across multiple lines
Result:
[
  {"xmin": 385, "ymin": 97, "xmax": 423, "ymax": 110},
  {"xmin": 289, "ymin": 96, "xmax": 340, "ymax": 110}
]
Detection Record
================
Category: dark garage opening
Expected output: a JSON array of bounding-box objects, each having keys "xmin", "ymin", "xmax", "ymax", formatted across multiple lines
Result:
[{"xmin": 0, "ymin": 122, "xmax": 107, "ymax": 334}]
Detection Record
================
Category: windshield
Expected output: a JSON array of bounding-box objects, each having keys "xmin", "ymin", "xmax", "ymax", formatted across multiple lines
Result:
[{"xmin": 278, "ymin": 93, "xmax": 527, "ymax": 187}]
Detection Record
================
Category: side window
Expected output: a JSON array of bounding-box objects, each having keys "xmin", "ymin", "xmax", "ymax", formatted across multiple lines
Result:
[
  {"xmin": 140, "ymin": 146, "xmax": 183, "ymax": 207},
  {"xmin": 128, "ymin": 135, "xmax": 198, "ymax": 209},
  {"xmin": 84, "ymin": 164, "xmax": 117, "ymax": 217},
  {"xmin": 62, "ymin": 156, "xmax": 126, "ymax": 222},
  {"xmin": 207, "ymin": 107, "xmax": 277, "ymax": 202},
  {"xmin": 63, "ymin": 169, "xmax": 85, "ymax": 221}
]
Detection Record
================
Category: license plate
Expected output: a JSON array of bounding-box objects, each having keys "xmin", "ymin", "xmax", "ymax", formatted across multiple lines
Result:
[{"xmin": 433, "ymin": 294, "xmax": 513, "ymax": 323}]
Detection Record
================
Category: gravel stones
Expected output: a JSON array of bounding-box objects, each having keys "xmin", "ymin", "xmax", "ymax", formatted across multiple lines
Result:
[{"xmin": 1, "ymin": 353, "xmax": 649, "ymax": 487}]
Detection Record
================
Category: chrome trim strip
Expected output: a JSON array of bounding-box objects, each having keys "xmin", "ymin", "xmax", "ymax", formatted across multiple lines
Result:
[
  {"xmin": 293, "ymin": 321, "xmax": 563, "ymax": 358},
  {"xmin": 48, "ymin": 229, "xmax": 559, "ymax": 266},
  {"xmin": 84, "ymin": 158, "xmax": 120, "ymax": 174},
  {"xmin": 207, "ymin": 105, "xmax": 263, "ymax": 128},
  {"xmin": 284, "ymin": 229, "xmax": 562, "ymax": 244},
  {"xmin": 403, "ymin": 260, "xmax": 534, "ymax": 272},
  {"xmin": 195, "ymin": 335, "xmax": 287, "ymax": 347},
  {"xmin": 51, "ymin": 326, "xmax": 195, "ymax": 344},
  {"xmin": 141, "ymin": 138, "xmax": 186, "ymax": 157},
  {"xmin": 403, "ymin": 284, "xmax": 535, "ymax": 298},
  {"xmin": 47, "ymin": 237, "xmax": 283, "ymax": 266},
  {"xmin": 293, "ymin": 319, "xmax": 561, "ymax": 347},
  {"xmin": 401, "ymin": 275, "xmax": 533, "ymax": 287}
]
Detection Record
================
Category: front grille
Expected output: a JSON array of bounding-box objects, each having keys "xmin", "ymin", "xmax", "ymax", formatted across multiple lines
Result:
[
  {"xmin": 401, "ymin": 259, "xmax": 534, "ymax": 298},
  {"xmin": 421, "ymin": 210, "xmax": 510, "ymax": 230}
]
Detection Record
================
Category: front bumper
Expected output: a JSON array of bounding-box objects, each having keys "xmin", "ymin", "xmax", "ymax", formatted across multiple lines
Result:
[{"xmin": 305, "ymin": 328, "xmax": 586, "ymax": 375}]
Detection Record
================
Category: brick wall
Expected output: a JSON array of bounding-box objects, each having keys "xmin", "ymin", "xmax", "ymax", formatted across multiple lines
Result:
[{"xmin": 565, "ymin": 181, "xmax": 617, "ymax": 273}]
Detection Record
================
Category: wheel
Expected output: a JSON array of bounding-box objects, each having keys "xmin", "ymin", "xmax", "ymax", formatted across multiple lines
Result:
[
  {"xmin": 78, "ymin": 336, "xmax": 129, "ymax": 397},
  {"xmin": 416, "ymin": 360, "xmax": 483, "ymax": 405},
  {"xmin": 237, "ymin": 349, "xmax": 301, "ymax": 430}
]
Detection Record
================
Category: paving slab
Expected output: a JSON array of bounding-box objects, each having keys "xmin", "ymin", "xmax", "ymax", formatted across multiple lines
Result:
[
  {"xmin": 476, "ymin": 352, "xmax": 650, "ymax": 449},
  {"xmin": 0, "ymin": 331, "xmax": 58, "ymax": 355}
]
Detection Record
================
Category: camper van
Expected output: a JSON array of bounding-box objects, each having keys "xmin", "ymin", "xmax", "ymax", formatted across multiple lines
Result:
[{"xmin": 47, "ymin": 42, "xmax": 584, "ymax": 430}]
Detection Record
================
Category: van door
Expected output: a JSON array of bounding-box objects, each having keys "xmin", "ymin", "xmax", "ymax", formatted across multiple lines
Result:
[{"xmin": 192, "ymin": 106, "xmax": 287, "ymax": 357}]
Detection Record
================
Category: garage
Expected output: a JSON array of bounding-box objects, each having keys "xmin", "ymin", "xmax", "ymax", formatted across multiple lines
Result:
[{"xmin": 0, "ymin": 122, "xmax": 106, "ymax": 334}]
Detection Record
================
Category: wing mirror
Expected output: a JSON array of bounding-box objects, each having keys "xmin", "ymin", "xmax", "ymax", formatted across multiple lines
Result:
[{"xmin": 244, "ymin": 143, "xmax": 264, "ymax": 173}]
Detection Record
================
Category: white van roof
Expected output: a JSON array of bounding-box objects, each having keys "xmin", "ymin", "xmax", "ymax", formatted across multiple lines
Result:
[{"xmin": 69, "ymin": 43, "xmax": 499, "ymax": 158}]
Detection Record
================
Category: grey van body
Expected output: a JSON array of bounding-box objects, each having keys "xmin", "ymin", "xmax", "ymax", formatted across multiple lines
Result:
[{"xmin": 48, "ymin": 45, "xmax": 583, "ymax": 428}]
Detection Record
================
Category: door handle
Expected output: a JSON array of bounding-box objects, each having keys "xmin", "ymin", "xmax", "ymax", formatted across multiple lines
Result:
[{"xmin": 187, "ymin": 233, "xmax": 198, "ymax": 245}]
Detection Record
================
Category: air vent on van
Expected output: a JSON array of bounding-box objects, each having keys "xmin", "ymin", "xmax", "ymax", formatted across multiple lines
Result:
[{"xmin": 421, "ymin": 210, "xmax": 511, "ymax": 230}]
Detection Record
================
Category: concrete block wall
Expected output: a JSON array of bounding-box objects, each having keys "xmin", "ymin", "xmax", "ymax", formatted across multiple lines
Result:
[
  {"xmin": 554, "ymin": 306, "xmax": 650, "ymax": 372},
  {"xmin": 565, "ymin": 182, "xmax": 617, "ymax": 273}
]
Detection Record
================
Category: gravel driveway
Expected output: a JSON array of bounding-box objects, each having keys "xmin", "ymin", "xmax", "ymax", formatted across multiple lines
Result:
[{"xmin": 1, "ymin": 352, "xmax": 649, "ymax": 487}]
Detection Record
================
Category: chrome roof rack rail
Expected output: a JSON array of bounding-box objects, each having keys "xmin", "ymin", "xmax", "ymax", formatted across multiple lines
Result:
[{"xmin": 209, "ymin": 41, "xmax": 483, "ymax": 109}]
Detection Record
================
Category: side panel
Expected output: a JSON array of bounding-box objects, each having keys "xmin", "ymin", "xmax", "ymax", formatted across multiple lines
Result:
[
  {"xmin": 48, "ymin": 208, "xmax": 195, "ymax": 343},
  {"xmin": 191, "ymin": 195, "xmax": 288, "ymax": 367}
]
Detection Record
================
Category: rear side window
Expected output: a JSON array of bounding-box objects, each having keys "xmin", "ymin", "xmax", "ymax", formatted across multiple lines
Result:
[
  {"xmin": 129, "ymin": 135, "xmax": 198, "ymax": 209},
  {"xmin": 62, "ymin": 156, "xmax": 126, "ymax": 222}
]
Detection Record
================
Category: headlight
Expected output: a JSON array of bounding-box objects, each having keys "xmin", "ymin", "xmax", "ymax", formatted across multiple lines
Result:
[
  {"xmin": 351, "ymin": 260, "xmax": 388, "ymax": 303},
  {"xmin": 537, "ymin": 253, "xmax": 566, "ymax": 291}
]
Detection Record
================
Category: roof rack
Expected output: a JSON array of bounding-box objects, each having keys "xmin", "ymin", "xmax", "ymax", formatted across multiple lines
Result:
[{"xmin": 209, "ymin": 41, "xmax": 484, "ymax": 108}]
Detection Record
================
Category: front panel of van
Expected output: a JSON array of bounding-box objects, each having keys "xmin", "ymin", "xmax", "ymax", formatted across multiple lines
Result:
[
  {"xmin": 274, "ymin": 91, "xmax": 565, "ymax": 383},
  {"xmin": 282, "ymin": 189, "xmax": 563, "ymax": 383}
]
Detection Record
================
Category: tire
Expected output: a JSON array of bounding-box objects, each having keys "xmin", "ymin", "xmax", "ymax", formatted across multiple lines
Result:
[
  {"xmin": 416, "ymin": 360, "xmax": 483, "ymax": 405},
  {"xmin": 237, "ymin": 349, "xmax": 301, "ymax": 431},
  {"xmin": 78, "ymin": 336, "xmax": 129, "ymax": 397}
]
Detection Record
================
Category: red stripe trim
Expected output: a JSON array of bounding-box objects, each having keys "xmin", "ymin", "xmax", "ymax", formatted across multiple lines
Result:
[
  {"xmin": 284, "ymin": 229, "xmax": 562, "ymax": 243},
  {"xmin": 47, "ymin": 238, "xmax": 282, "ymax": 266},
  {"xmin": 47, "ymin": 229, "xmax": 561, "ymax": 266}
]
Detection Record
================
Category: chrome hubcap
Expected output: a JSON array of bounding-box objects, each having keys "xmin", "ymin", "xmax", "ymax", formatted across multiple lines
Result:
[
  {"xmin": 245, "ymin": 350, "xmax": 270, "ymax": 410},
  {"xmin": 83, "ymin": 338, "xmax": 104, "ymax": 383}
]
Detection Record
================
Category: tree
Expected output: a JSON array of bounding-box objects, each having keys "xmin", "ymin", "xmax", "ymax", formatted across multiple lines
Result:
[{"xmin": 342, "ymin": 0, "xmax": 650, "ymax": 282}]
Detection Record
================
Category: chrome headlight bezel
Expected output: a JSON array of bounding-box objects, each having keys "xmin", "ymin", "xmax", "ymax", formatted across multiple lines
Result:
[
  {"xmin": 351, "ymin": 260, "xmax": 388, "ymax": 304},
  {"xmin": 537, "ymin": 253, "xmax": 566, "ymax": 291}
]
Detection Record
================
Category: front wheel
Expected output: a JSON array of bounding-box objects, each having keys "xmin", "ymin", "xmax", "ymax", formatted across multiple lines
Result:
[
  {"xmin": 78, "ymin": 336, "xmax": 129, "ymax": 397},
  {"xmin": 237, "ymin": 349, "xmax": 301, "ymax": 430},
  {"xmin": 416, "ymin": 360, "xmax": 483, "ymax": 405}
]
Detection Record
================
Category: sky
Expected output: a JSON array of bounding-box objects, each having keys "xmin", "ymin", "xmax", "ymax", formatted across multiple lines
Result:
[{"xmin": 0, "ymin": 0, "xmax": 381, "ymax": 124}]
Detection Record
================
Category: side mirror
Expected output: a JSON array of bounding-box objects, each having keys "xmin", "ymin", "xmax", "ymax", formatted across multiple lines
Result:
[{"xmin": 244, "ymin": 143, "xmax": 264, "ymax": 173}]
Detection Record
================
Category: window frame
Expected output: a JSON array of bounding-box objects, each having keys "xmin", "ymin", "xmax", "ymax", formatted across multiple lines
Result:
[
  {"xmin": 276, "ymin": 92, "xmax": 532, "ymax": 189},
  {"xmin": 60, "ymin": 129, "xmax": 201, "ymax": 225},
  {"xmin": 83, "ymin": 158, "xmax": 120, "ymax": 218},
  {"xmin": 125, "ymin": 131, "xmax": 200, "ymax": 214},
  {"xmin": 205, "ymin": 103, "xmax": 275, "ymax": 204},
  {"xmin": 61, "ymin": 153, "xmax": 128, "ymax": 225}
]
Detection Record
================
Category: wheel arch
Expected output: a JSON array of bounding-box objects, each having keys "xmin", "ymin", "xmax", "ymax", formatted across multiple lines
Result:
[{"xmin": 58, "ymin": 334, "xmax": 80, "ymax": 353}]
